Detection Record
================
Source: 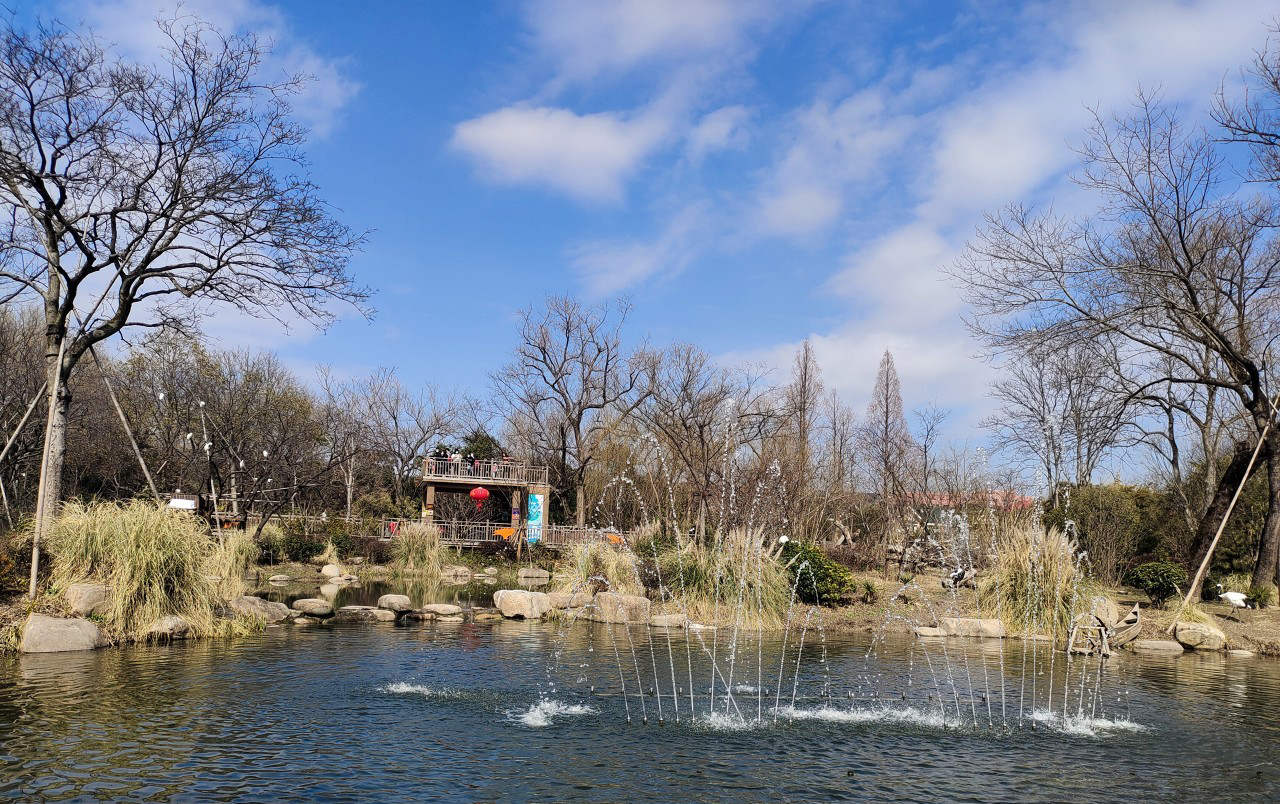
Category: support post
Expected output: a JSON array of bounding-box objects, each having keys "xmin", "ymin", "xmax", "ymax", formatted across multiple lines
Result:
[{"xmin": 423, "ymin": 484, "xmax": 435, "ymax": 524}]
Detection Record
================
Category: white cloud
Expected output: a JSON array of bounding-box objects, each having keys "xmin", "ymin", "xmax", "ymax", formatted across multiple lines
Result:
[
  {"xmin": 452, "ymin": 105, "xmax": 669, "ymax": 203},
  {"xmin": 756, "ymin": 186, "xmax": 842, "ymax": 236},
  {"xmin": 67, "ymin": 0, "xmax": 359, "ymax": 137},
  {"xmin": 525, "ymin": 0, "xmax": 775, "ymax": 85},
  {"xmin": 742, "ymin": 0, "xmax": 1278, "ymax": 439},
  {"xmin": 752, "ymin": 90, "xmax": 915, "ymax": 237},
  {"xmin": 685, "ymin": 105, "xmax": 752, "ymax": 163},
  {"xmin": 570, "ymin": 204, "xmax": 707, "ymax": 296}
]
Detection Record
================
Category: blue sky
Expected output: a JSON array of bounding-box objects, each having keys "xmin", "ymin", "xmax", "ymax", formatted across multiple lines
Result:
[{"xmin": 46, "ymin": 0, "xmax": 1280, "ymax": 448}]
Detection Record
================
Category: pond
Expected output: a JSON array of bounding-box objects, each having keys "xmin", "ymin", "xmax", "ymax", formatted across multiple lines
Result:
[{"xmin": 1, "ymin": 619, "xmax": 1278, "ymax": 802}]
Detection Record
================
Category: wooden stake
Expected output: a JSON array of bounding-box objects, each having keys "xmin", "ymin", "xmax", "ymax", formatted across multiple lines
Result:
[
  {"xmin": 88, "ymin": 345, "xmax": 161, "ymax": 503},
  {"xmin": 0, "ymin": 382, "xmax": 47, "ymax": 468}
]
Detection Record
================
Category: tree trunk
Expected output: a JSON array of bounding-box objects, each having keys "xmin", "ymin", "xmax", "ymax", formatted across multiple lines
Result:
[
  {"xmin": 574, "ymin": 484, "xmax": 586, "ymax": 527},
  {"xmin": 29, "ymin": 353, "xmax": 70, "ymax": 597},
  {"xmin": 1252, "ymin": 442, "xmax": 1280, "ymax": 588},
  {"xmin": 1188, "ymin": 438, "xmax": 1267, "ymax": 598}
]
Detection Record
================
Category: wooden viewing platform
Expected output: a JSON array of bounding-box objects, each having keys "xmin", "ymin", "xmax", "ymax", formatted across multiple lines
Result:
[{"xmin": 421, "ymin": 457, "xmax": 549, "ymax": 487}]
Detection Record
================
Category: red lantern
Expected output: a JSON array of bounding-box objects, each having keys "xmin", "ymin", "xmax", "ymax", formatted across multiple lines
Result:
[{"xmin": 469, "ymin": 486, "xmax": 490, "ymax": 511}]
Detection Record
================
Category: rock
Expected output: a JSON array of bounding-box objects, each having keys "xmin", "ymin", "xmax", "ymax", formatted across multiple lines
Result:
[
  {"xmin": 1174, "ymin": 621, "xmax": 1227, "ymax": 651},
  {"xmin": 65, "ymin": 583, "xmax": 111, "ymax": 617},
  {"xmin": 472, "ymin": 609, "xmax": 504, "ymax": 621},
  {"xmin": 547, "ymin": 592, "xmax": 593, "ymax": 609},
  {"xmin": 441, "ymin": 564, "xmax": 470, "ymax": 577},
  {"xmin": 340, "ymin": 574, "xmax": 359, "ymax": 582},
  {"xmin": 146, "ymin": 615, "xmax": 192, "ymax": 640},
  {"xmin": 517, "ymin": 567, "xmax": 551, "ymax": 581},
  {"xmin": 292, "ymin": 615, "xmax": 319, "ymax": 626},
  {"xmin": 348, "ymin": 557, "xmax": 364, "ymax": 565},
  {"xmin": 319, "ymin": 583, "xmax": 341, "ymax": 597},
  {"xmin": 19, "ymin": 614, "xmax": 106, "ymax": 653},
  {"xmin": 292, "ymin": 598, "xmax": 334, "ymax": 618},
  {"xmin": 333, "ymin": 605, "xmax": 395, "ymax": 623},
  {"xmin": 1129, "ymin": 639, "xmax": 1185, "ymax": 654},
  {"xmin": 227, "ymin": 596, "xmax": 291, "ymax": 623},
  {"xmin": 403, "ymin": 610, "xmax": 436, "ymax": 621},
  {"xmin": 914, "ymin": 626, "xmax": 945, "ymax": 638},
  {"xmin": 937, "ymin": 617, "xmax": 1006, "ymax": 639},
  {"xmin": 437, "ymin": 615, "xmax": 464, "ymax": 622},
  {"xmin": 420, "ymin": 603, "xmax": 462, "ymax": 616},
  {"xmin": 320, "ymin": 564, "xmax": 343, "ymax": 578},
  {"xmin": 267, "ymin": 574, "xmax": 292, "ymax": 583},
  {"xmin": 686, "ymin": 623, "xmax": 715, "ymax": 632},
  {"xmin": 650, "ymin": 614, "xmax": 685, "ymax": 628},
  {"xmin": 493, "ymin": 589, "xmax": 552, "ymax": 619},
  {"xmin": 484, "ymin": 566, "xmax": 498, "ymax": 575},
  {"xmin": 1227, "ymin": 649, "xmax": 1257, "ymax": 658},
  {"xmin": 473, "ymin": 573, "xmax": 489, "ymax": 579},
  {"xmin": 377, "ymin": 594, "xmax": 413, "ymax": 613},
  {"xmin": 589, "ymin": 592, "xmax": 651, "ymax": 624},
  {"xmin": 1090, "ymin": 596, "xmax": 1120, "ymax": 628}
]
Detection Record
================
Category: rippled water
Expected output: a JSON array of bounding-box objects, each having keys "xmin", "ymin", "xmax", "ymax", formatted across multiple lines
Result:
[{"xmin": 1, "ymin": 620, "xmax": 1277, "ymax": 803}]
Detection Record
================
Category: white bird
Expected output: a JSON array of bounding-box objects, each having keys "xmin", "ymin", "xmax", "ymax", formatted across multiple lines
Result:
[{"xmin": 1217, "ymin": 583, "xmax": 1253, "ymax": 618}]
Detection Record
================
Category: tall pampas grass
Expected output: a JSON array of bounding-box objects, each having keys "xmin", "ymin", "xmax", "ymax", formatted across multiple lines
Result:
[{"xmin": 46, "ymin": 500, "xmax": 261, "ymax": 640}]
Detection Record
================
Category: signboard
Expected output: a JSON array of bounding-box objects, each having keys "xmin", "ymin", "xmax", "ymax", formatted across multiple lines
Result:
[{"xmin": 526, "ymin": 493, "xmax": 545, "ymax": 544}]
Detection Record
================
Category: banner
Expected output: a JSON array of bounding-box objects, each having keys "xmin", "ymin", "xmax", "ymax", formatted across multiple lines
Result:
[{"xmin": 526, "ymin": 492, "xmax": 544, "ymax": 544}]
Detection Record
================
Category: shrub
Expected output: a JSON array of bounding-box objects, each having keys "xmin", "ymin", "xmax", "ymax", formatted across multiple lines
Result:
[
  {"xmin": 1124, "ymin": 562, "xmax": 1188, "ymax": 607},
  {"xmin": 352, "ymin": 535, "xmax": 393, "ymax": 564},
  {"xmin": 1248, "ymin": 583, "xmax": 1276, "ymax": 609},
  {"xmin": 254, "ymin": 524, "xmax": 285, "ymax": 564},
  {"xmin": 860, "ymin": 579, "xmax": 878, "ymax": 605},
  {"xmin": 780, "ymin": 540, "xmax": 854, "ymax": 606},
  {"xmin": 281, "ymin": 530, "xmax": 324, "ymax": 562}
]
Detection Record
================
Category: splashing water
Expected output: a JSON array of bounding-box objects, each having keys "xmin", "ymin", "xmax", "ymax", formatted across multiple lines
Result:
[{"xmin": 511, "ymin": 700, "xmax": 599, "ymax": 728}]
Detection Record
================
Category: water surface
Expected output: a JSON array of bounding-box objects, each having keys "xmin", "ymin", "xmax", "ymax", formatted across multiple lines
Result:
[{"xmin": 1, "ymin": 620, "xmax": 1277, "ymax": 803}]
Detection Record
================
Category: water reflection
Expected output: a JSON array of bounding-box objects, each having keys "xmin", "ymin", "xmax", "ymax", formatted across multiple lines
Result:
[{"xmin": 253, "ymin": 578, "xmax": 498, "ymax": 609}]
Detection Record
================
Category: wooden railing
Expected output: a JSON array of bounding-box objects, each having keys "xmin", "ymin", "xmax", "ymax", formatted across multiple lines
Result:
[
  {"xmin": 240, "ymin": 512, "xmax": 629, "ymax": 550},
  {"xmin": 421, "ymin": 457, "xmax": 549, "ymax": 486}
]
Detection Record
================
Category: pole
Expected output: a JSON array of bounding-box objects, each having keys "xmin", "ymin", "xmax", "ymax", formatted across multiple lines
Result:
[
  {"xmin": 0, "ymin": 382, "xmax": 47, "ymax": 468},
  {"xmin": 0, "ymin": 475, "xmax": 12, "ymax": 530},
  {"xmin": 88, "ymin": 345, "xmax": 161, "ymax": 503}
]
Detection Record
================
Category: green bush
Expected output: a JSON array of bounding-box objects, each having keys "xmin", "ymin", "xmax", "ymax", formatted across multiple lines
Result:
[
  {"xmin": 282, "ymin": 530, "xmax": 324, "ymax": 562},
  {"xmin": 1248, "ymin": 583, "xmax": 1276, "ymax": 609},
  {"xmin": 781, "ymin": 540, "xmax": 854, "ymax": 606},
  {"xmin": 1124, "ymin": 562, "xmax": 1188, "ymax": 607}
]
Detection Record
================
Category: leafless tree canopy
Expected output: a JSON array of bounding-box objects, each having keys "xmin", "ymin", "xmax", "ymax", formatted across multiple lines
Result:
[
  {"xmin": 953, "ymin": 93, "xmax": 1280, "ymax": 588},
  {"xmin": 491, "ymin": 296, "xmax": 649, "ymax": 526},
  {"xmin": 0, "ymin": 16, "xmax": 368, "ymax": 544}
]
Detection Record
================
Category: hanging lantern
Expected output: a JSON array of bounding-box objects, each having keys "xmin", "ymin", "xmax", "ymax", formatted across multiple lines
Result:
[{"xmin": 469, "ymin": 486, "xmax": 490, "ymax": 511}]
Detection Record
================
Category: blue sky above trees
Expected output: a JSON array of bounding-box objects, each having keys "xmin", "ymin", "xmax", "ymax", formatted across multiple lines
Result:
[{"xmin": 41, "ymin": 0, "xmax": 1280, "ymax": 454}]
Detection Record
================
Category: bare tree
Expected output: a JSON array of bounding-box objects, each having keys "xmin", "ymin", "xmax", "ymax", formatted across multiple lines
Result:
[
  {"xmin": 364, "ymin": 368, "xmax": 457, "ymax": 512},
  {"xmin": 785, "ymin": 339, "xmax": 824, "ymax": 477},
  {"xmin": 0, "ymin": 18, "xmax": 368, "ymax": 593},
  {"xmin": 858, "ymin": 350, "xmax": 916, "ymax": 570},
  {"xmin": 912, "ymin": 402, "xmax": 951, "ymax": 497},
  {"xmin": 954, "ymin": 95, "xmax": 1280, "ymax": 590},
  {"xmin": 492, "ymin": 296, "xmax": 648, "ymax": 526},
  {"xmin": 638, "ymin": 342, "xmax": 778, "ymax": 541}
]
